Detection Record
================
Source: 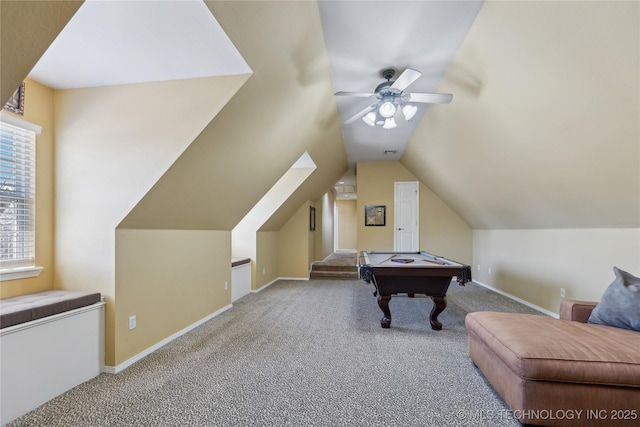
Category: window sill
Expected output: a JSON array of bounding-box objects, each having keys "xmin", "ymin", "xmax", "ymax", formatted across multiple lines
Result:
[{"xmin": 0, "ymin": 266, "xmax": 44, "ymax": 281}]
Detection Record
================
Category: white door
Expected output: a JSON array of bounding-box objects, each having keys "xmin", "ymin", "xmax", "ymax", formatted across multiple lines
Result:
[{"xmin": 394, "ymin": 181, "xmax": 419, "ymax": 251}]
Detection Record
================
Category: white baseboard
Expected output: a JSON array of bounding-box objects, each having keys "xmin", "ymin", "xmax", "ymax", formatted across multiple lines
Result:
[
  {"xmin": 252, "ymin": 279, "xmax": 277, "ymax": 293},
  {"xmin": 107, "ymin": 277, "xmax": 309, "ymax": 373},
  {"xmin": 473, "ymin": 280, "xmax": 559, "ymax": 318},
  {"xmin": 103, "ymin": 303, "xmax": 232, "ymax": 374},
  {"xmin": 252, "ymin": 277, "xmax": 308, "ymax": 293}
]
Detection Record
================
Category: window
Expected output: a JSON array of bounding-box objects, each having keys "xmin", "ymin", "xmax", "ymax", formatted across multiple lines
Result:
[{"xmin": 0, "ymin": 114, "xmax": 41, "ymax": 279}]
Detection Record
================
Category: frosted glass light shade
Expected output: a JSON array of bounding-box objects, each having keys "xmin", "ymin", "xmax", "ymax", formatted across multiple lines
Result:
[
  {"xmin": 383, "ymin": 117, "xmax": 397, "ymax": 129},
  {"xmin": 378, "ymin": 101, "xmax": 396, "ymax": 118},
  {"xmin": 402, "ymin": 105, "xmax": 418, "ymax": 121},
  {"xmin": 362, "ymin": 111, "xmax": 376, "ymax": 126}
]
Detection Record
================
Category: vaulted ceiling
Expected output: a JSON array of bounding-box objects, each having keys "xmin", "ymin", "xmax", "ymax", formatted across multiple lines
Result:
[
  {"xmin": 2, "ymin": 0, "xmax": 638, "ymax": 231},
  {"xmin": 404, "ymin": 0, "xmax": 639, "ymax": 229},
  {"xmin": 319, "ymin": 0, "xmax": 483, "ymax": 167}
]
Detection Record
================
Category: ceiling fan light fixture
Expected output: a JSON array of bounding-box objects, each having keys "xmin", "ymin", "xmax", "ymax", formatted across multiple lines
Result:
[
  {"xmin": 402, "ymin": 104, "xmax": 418, "ymax": 121},
  {"xmin": 336, "ymin": 68, "xmax": 453, "ymax": 129},
  {"xmin": 383, "ymin": 117, "xmax": 397, "ymax": 129},
  {"xmin": 378, "ymin": 100, "xmax": 396, "ymax": 118},
  {"xmin": 362, "ymin": 111, "xmax": 376, "ymax": 126}
]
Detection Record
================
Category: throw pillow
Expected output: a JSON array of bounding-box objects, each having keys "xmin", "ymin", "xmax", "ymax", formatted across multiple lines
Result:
[{"xmin": 588, "ymin": 267, "xmax": 640, "ymax": 332}]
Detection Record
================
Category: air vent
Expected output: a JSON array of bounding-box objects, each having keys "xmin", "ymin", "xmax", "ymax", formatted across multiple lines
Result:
[{"xmin": 336, "ymin": 186, "xmax": 355, "ymax": 193}]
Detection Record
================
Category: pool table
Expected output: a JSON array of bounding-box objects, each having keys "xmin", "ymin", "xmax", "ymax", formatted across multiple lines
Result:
[{"xmin": 359, "ymin": 251, "xmax": 472, "ymax": 330}]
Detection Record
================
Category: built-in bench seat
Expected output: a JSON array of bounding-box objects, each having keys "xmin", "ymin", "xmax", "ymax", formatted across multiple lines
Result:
[
  {"xmin": 0, "ymin": 289, "xmax": 102, "ymax": 328},
  {"xmin": 1, "ymin": 290, "xmax": 105, "ymax": 425},
  {"xmin": 232, "ymin": 257, "xmax": 251, "ymax": 268},
  {"xmin": 231, "ymin": 257, "xmax": 252, "ymax": 302}
]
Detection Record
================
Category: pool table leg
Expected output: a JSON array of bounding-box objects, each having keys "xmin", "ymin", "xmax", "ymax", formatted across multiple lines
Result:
[
  {"xmin": 377, "ymin": 294, "xmax": 392, "ymax": 328},
  {"xmin": 429, "ymin": 296, "xmax": 446, "ymax": 330}
]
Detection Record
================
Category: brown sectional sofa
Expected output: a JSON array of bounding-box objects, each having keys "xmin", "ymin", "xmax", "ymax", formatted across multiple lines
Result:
[{"xmin": 466, "ymin": 300, "xmax": 640, "ymax": 426}]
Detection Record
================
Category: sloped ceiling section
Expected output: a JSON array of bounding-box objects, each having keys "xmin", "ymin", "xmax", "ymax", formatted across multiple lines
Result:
[
  {"xmin": 28, "ymin": 0, "xmax": 251, "ymax": 89},
  {"xmin": 0, "ymin": 0, "xmax": 82, "ymax": 104},
  {"xmin": 120, "ymin": 1, "xmax": 346, "ymax": 230},
  {"xmin": 402, "ymin": 0, "xmax": 640, "ymax": 229},
  {"xmin": 260, "ymin": 138, "xmax": 348, "ymax": 231}
]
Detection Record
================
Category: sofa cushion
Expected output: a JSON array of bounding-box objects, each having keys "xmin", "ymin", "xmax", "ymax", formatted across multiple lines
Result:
[
  {"xmin": 466, "ymin": 311, "xmax": 640, "ymax": 387},
  {"xmin": 0, "ymin": 290, "xmax": 102, "ymax": 329},
  {"xmin": 588, "ymin": 267, "xmax": 640, "ymax": 332}
]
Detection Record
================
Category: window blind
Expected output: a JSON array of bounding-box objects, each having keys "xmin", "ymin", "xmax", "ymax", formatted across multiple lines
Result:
[{"xmin": 0, "ymin": 120, "xmax": 37, "ymax": 269}]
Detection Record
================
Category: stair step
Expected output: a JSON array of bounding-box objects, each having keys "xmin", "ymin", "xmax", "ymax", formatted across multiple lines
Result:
[
  {"xmin": 310, "ymin": 270, "xmax": 359, "ymax": 280},
  {"xmin": 310, "ymin": 263, "xmax": 357, "ymax": 272}
]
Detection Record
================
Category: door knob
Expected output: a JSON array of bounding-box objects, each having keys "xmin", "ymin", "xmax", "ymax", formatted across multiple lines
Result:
[{"xmin": 397, "ymin": 228, "xmax": 404, "ymax": 231}]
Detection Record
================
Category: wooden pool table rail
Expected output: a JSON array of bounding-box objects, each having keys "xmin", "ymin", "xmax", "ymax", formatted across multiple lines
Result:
[{"xmin": 359, "ymin": 251, "xmax": 472, "ymax": 330}]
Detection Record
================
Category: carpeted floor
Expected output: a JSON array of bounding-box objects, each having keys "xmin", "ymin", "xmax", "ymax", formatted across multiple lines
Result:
[
  {"xmin": 310, "ymin": 251, "xmax": 359, "ymax": 280},
  {"xmin": 319, "ymin": 251, "xmax": 357, "ymax": 266},
  {"xmin": 8, "ymin": 279, "xmax": 543, "ymax": 427}
]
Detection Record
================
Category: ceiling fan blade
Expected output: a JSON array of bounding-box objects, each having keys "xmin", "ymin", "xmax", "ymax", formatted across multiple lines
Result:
[
  {"xmin": 344, "ymin": 104, "xmax": 376, "ymax": 125},
  {"xmin": 390, "ymin": 68, "xmax": 422, "ymax": 92},
  {"xmin": 406, "ymin": 92, "xmax": 453, "ymax": 104},
  {"xmin": 335, "ymin": 91, "xmax": 376, "ymax": 98}
]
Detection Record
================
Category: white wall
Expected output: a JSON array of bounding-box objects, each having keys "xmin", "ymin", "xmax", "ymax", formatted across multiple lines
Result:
[{"xmin": 320, "ymin": 191, "xmax": 336, "ymax": 259}]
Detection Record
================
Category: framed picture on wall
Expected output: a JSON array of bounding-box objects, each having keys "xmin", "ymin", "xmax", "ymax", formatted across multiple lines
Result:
[
  {"xmin": 3, "ymin": 82, "xmax": 25, "ymax": 115},
  {"xmin": 309, "ymin": 206, "xmax": 316, "ymax": 231},
  {"xmin": 365, "ymin": 205, "xmax": 386, "ymax": 226}
]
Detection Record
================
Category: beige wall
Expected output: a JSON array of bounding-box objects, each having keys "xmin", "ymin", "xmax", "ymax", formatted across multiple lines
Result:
[
  {"xmin": 278, "ymin": 202, "xmax": 313, "ymax": 278},
  {"xmin": 418, "ymin": 181, "xmax": 473, "ymax": 264},
  {"xmin": 233, "ymin": 164, "xmax": 316, "ymax": 289},
  {"xmin": 53, "ymin": 76, "xmax": 246, "ymax": 365},
  {"xmin": 115, "ymin": 229, "xmax": 231, "ymax": 366},
  {"xmin": 336, "ymin": 200, "xmax": 357, "ymax": 250},
  {"xmin": 357, "ymin": 161, "xmax": 472, "ymax": 263},
  {"xmin": 256, "ymin": 231, "xmax": 279, "ymax": 289},
  {"xmin": 0, "ymin": 79, "xmax": 55, "ymax": 298},
  {"xmin": 473, "ymin": 228, "xmax": 640, "ymax": 314}
]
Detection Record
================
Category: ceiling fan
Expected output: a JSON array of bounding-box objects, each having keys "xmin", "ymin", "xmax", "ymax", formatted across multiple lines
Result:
[{"xmin": 335, "ymin": 68, "xmax": 453, "ymax": 129}]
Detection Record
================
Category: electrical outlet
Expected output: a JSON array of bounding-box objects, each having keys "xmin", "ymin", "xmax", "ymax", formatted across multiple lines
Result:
[
  {"xmin": 488, "ymin": 267, "xmax": 492, "ymax": 275},
  {"xmin": 477, "ymin": 264, "xmax": 481, "ymax": 271},
  {"xmin": 224, "ymin": 281, "xmax": 228, "ymax": 290},
  {"xmin": 560, "ymin": 288, "xmax": 566, "ymax": 298},
  {"xmin": 262, "ymin": 267, "xmax": 266, "ymax": 275},
  {"xmin": 128, "ymin": 315, "xmax": 136, "ymax": 330}
]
